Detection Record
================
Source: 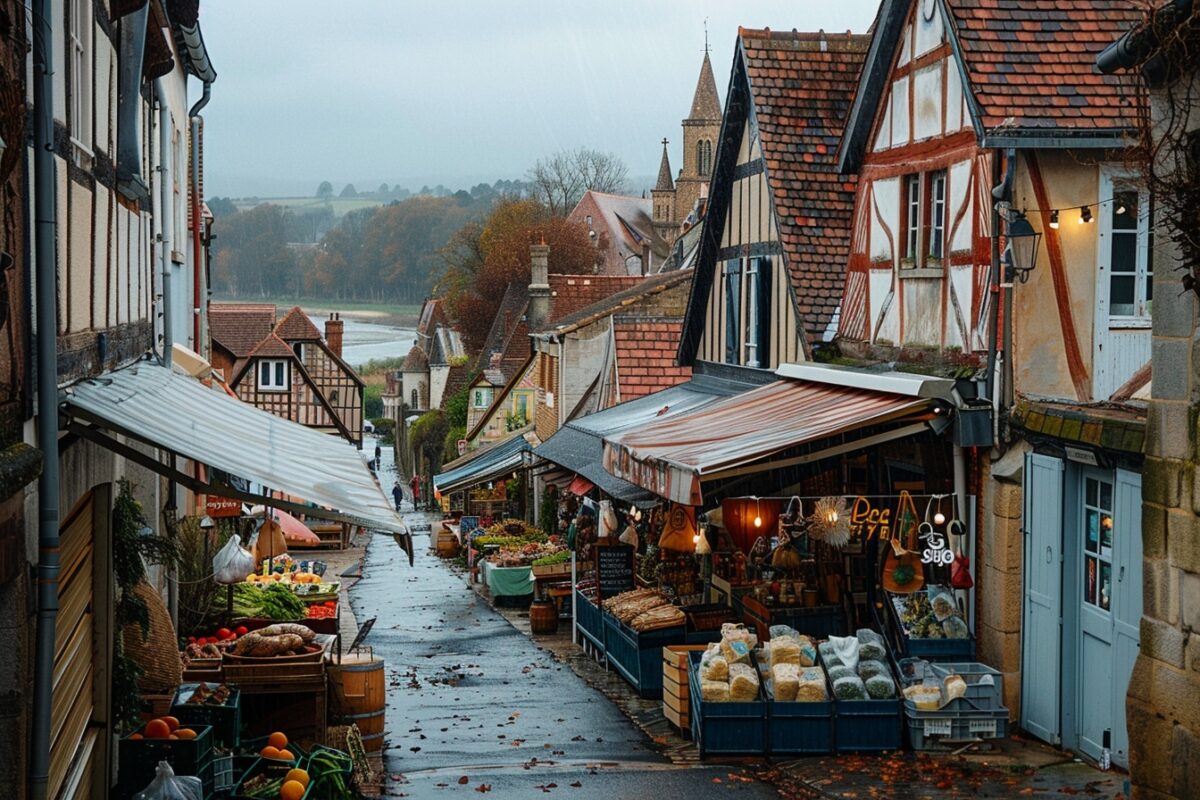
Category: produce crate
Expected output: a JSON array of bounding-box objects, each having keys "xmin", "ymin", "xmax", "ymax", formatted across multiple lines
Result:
[
  {"xmin": 236, "ymin": 615, "xmax": 338, "ymax": 637},
  {"xmin": 182, "ymin": 659, "xmax": 224, "ymax": 683},
  {"xmin": 929, "ymin": 662, "xmax": 1004, "ymax": 710},
  {"xmin": 759, "ymin": 655, "xmax": 834, "ymax": 756},
  {"xmin": 531, "ymin": 561, "xmax": 571, "ymax": 578},
  {"xmin": 904, "ymin": 697, "xmax": 1009, "ymax": 750},
  {"xmin": 662, "ymin": 645, "xmax": 708, "ymax": 736},
  {"xmin": 229, "ymin": 756, "xmax": 311, "ymax": 799},
  {"xmin": 833, "ymin": 696, "xmax": 902, "ymax": 753},
  {"xmin": 883, "ymin": 593, "xmax": 975, "ymax": 661},
  {"xmin": 223, "ymin": 657, "xmax": 326, "ymax": 685},
  {"xmin": 683, "ymin": 603, "xmax": 736, "ymax": 632},
  {"xmin": 118, "ymin": 724, "xmax": 215, "ymax": 798},
  {"xmin": 684, "ymin": 629, "xmax": 724, "ymax": 646},
  {"xmin": 172, "ymin": 684, "xmax": 242, "ymax": 748},
  {"xmin": 574, "ymin": 591, "xmax": 604, "ymax": 651},
  {"xmin": 687, "ymin": 652, "xmax": 767, "ymax": 756},
  {"xmin": 741, "ymin": 597, "xmax": 847, "ymax": 642},
  {"xmin": 603, "ymin": 614, "xmax": 685, "ymax": 699},
  {"xmin": 213, "ymin": 754, "xmax": 235, "ymax": 794}
]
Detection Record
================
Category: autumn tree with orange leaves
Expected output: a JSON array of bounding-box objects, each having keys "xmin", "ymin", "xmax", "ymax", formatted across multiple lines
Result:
[{"xmin": 438, "ymin": 198, "xmax": 596, "ymax": 353}]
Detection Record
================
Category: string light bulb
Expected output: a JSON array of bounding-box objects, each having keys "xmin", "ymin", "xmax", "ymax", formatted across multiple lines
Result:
[
  {"xmin": 1115, "ymin": 200, "xmax": 1127, "ymax": 215},
  {"xmin": 753, "ymin": 496, "xmax": 762, "ymax": 528},
  {"xmin": 1049, "ymin": 210, "xmax": 1059, "ymax": 229},
  {"xmin": 934, "ymin": 511, "xmax": 946, "ymax": 526},
  {"xmin": 1079, "ymin": 205, "xmax": 1093, "ymax": 224}
]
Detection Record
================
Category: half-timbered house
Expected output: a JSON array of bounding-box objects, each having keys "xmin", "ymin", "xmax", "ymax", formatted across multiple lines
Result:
[
  {"xmin": 833, "ymin": 0, "xmax": 1146, "ymax": 767},
  {"xmin": 677, "ymin": 29, "xmax": 869, "ymax": 371}
]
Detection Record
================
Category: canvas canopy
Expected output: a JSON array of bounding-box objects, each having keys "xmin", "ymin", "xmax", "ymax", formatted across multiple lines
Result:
[
  {"xmin": 61, "ymin": 362, "xmax": 409, "ymax": 538},
  {"xmin": 434, "ymin": 430, "xmax": 534, "ymax": 494}
]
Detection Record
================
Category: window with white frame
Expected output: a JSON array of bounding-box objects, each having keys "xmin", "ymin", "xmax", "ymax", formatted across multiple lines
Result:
[
  {"xmin": 1106, "ymin": 188, "xmax": 1152, "ymax": 321},
  {"xmin": 723, "ymin": 259, "xmax": 741, "ymax": 364},
  {"xmin": 742, "ymin": 257, "xmax": 772, "ymax": 368},
  {"xmin": 900, "ymin": 170, "xmax": 948, "ymax": 266},
  {"xmin": 929, "ymin": 171, "xmax": 947, "ymax": 260},
  {"xmin": 903, "ymin": 175, "xmax": 921, "ymax": 262},
  {"xmin": 69, "ymin": 0, "xmax": 93, "ymax": 157},
  {"xmin": 257, "ymin": 360, "xmax": 289, "ymax": 392},
  {"xmin": 472, "ymin": 387, "xmax": 492, "ymax": 409}
]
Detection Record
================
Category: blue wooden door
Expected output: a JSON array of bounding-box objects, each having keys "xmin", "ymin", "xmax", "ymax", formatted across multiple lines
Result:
[
  {"xmin": 1110, "ymin": 469, "xmax": 1142, "ymax": 768},
  {"xmin": 1022, "ymin": 453, "xmax": 1064, "ymax": 745}
]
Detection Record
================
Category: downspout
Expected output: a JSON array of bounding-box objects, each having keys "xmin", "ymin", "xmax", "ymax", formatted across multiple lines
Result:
[
  {"xmin": 30, "ymin": 0, "xmax": 61, "ymax": 796},
  {"xmin": 156, "ymin": 81, "xmax": 174, "ymax": 367},
  {"xmin": 1001, "ymin": 150, "xmax": 1017, "ymax": 414},
  {"xmin": 987, "ymin": 148, "xmax": 1017, "ymax": 444},
  {"xmin": 189, "ymin": 83, "xmax": 211, "ymax": 352}
]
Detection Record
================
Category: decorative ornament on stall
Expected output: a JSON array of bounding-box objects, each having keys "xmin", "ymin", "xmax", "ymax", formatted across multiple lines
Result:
[
  {"xmin": 779, "ymin": 497, "xmax": 809, "ymax": 555},
  {"xmin": 694, "ymin": 513, "xmax": 711, "ymax": 555},
  {"xmin": 948, "ymin": 519, "xmax": 974, "ymax": 589},
  {"xmin": 808, "ymin": 495, "xmax": 851, "ymax": 548},
  {"xmin": 919, "ymin": 522, "xmax": 954, "ymax": 566},
  {"xmin": 882, "ymin": 490, "xmax": 926, "ymax": 594}
]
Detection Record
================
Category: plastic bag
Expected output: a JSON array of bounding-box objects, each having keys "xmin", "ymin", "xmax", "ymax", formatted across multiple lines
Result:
[
  {"xmin": 826, "ymin": 634, "xmax": 860, "ymax": 672},
  {"xmin": 133, "ymin": 761, "xmax": 204, "ymax": 800},
  {"xmin": 212, "ymin": 534, "xmax": 255, "ymax": 585},
  {"xmin": 618, "ymin": 523, "xmax": 639, "ymax": 548},
  {"xmin": 598, "ymin": 500, "xmax": 619, "ymax": 538}
]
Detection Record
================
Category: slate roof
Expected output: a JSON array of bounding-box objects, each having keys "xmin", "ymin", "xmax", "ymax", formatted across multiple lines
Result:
[
  {"xmin": 655, "ymin": 142, "xmax": 675, "ymax": 191},
  {"xmin": 689, "ymin": 51, "xmax": 723, "ymax": 121},
  {"xmin": 947, "ymin": 0, "xmax": 1144, "ymax": 134},
  {"xmin": 417, "ymin": 299, "xmax": 447, "ymax": 339},
  {"xmin": 614, "ymin": 319, "xmax": 691, "ymax": 401},
  {"xmin": 741, "ymin": 29, "xmax": 869, "ymax": 343},
  {"xmin": 208, "ymin": 303, "xmax": 277, "ymax": 357},
  {"xmin": 274, "ymin": 305, "xmax": 323, "ymax": 341},
  {"xmin": 439, "ymin": 363, "xmax": 471, "ymax": 410},
  {"xmin": 569, "ymin": 192, "xmax": 672, "ymax": 276}
]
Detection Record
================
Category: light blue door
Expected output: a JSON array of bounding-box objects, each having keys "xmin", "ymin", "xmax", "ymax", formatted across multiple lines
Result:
[
  {"xmin": 1022, "ymin": 453, "xmax": 1064, "ymax": 745},
  {"xmin": 1110, "ymin": 469, "xmax": 1142, "ymax": 768}
]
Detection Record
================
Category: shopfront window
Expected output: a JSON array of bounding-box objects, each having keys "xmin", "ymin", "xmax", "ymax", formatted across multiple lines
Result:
[
  {"xmin": 1082, "ymin": 475, "xmax": 1114, "ymax": 612},
  {"xmin": 723, "ymin": 259, "xmax": 741, "ymax": 364}
]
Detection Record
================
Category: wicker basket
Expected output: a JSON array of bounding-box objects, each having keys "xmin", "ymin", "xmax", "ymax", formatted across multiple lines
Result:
[{"xmin": 122, "ymin": 581, "xmax": 182, "ymax": 692}]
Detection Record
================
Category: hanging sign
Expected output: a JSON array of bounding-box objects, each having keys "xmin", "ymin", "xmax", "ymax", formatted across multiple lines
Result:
[
  {"xmin": 921, "ymin": 524, "xmax": 955, "ymax": 566},
  {"xmin": 206, "ymin": 494, "xmax": 242, "ymax": 519},
  {"xmin": 849, "ymin": 496, "xmax": 891, "ymax": 542}
]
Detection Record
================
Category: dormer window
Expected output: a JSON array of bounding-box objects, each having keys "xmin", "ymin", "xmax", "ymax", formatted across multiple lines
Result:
[
  {"xmin": 900, "ymin": 170, "xmax": 947, "ymax": 267},
  {"xmin": 258, "ymin": 360, "xmax": 289, "ymax": 392}
]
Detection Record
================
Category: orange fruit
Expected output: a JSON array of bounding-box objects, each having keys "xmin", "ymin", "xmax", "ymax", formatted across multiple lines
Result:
[
  {"xmin": 144, "ymin": 719, "xmax": 171, "ymax": 739},
  {"xmin": 175, "ymin": 728, "xmax": 197, "ymax": 740},
  {"xmin": 260, "ymin": 745, "xmax": 280, "ymax": 759},
  {"xmin": 277, "ymin": 748, "xmax": 295, "ymax": 762},
  {"xmin": 161, "ymin": 716, "xmax": 180, "ymax": 732},
  {"xmin": 129, "ymin": 733, "xmax": 143, "ymax": 740},
  {"xmin": 280, "ymin": 780, "xmax": 306, "ymax": 800},
  {"xmin": 267, "ymin": 731, "xmax": 289, "ymax": 749},
  {"xmin": 285, "ymin": 768, "xmax": 310, "ymax": 788},
  {"xmin": 168, "ymin": 734, "xmax": 178, "ymax": 740}
]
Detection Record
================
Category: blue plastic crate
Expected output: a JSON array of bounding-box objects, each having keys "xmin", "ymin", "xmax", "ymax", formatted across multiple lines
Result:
[
  {"xmin": 904, "ymin": 635, "xmax": 976, "ymax": 661},
  {"xmin": 574, "ymin": 591, "xmax": 604, "ymax": 651},
  {"xmin": 904, "ymin": 699, "xmax": 1009, "ymax": 750},
  {"xmin": 688, "ymin": 652, "xmax": 767, "ymax": 757},
  {"xmin": 603, "ymin": 614, "xmax": 685, "ymax": 698},
  {"xmin": 834, "ymin": 697, "xmax": 902, "ymax": 753},
  {"xmin": 684, "ymin": 629, "xmax": 723, "ymax": 646},
  {"xmin": 929, "ymin": 662, "xmax": 1004, "ymax": 709},
  {"xmin": 761, "ymin": 657, "xmax": 834, "ymax": 756}
]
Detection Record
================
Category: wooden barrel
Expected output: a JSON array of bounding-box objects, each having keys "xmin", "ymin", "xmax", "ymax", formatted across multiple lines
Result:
[
  {"xmin": 529, "ymin": 599, "xmax": 558, "ymax": 635},
  {"xmin": 328, "ymin": 654, "xmax": 386, "ymax": 752}
]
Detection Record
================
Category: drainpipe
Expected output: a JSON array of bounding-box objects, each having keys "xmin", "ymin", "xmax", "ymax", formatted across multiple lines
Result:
[
  {"xmin": 1001, "ymin": 150, "xmax": 1017, "ymax": 414},
  {"xmin": 156, "ymin": 81, "xmax": 174, "ymax": 368},
  {"xmin": 30, "ymin": 0, "xmax": 60, "ymax": 796},
  {"xmin": 189, "ymin": 83, "xmax": 211, "ymax": 352}
]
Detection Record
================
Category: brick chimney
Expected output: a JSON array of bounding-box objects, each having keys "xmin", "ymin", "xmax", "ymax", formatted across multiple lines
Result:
[
  {"xmin": 528, "ymin": 242, "xmax": 551, "ymax": 330},
  {"xmin": 325, "ymin": 312, "xmax": 344, "ymax": 357}
]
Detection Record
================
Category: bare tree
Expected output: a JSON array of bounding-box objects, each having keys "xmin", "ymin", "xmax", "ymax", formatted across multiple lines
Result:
[{"xmin": 527, "ymin": 147, "xmax": 629, "ymax": 215}]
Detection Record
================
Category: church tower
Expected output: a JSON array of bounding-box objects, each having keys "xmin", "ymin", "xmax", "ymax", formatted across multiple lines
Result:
[
  {"xmin": 650, "ymin": 139, "xmax": 676, "ymax": 241},
  {"xmin": 674, "ymin": 50, "xmax": 722, "ymax": 226}
]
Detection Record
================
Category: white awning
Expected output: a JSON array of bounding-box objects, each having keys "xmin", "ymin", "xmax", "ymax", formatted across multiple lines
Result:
[{"xmin": 61, "ymin": 362, "xmax": 407, "ymax": 536}]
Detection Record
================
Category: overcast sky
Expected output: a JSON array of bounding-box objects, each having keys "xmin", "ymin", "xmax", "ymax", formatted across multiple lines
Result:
[{"xmin": 199, "ymin": 1, "xmax": 881, "ymax": 199}]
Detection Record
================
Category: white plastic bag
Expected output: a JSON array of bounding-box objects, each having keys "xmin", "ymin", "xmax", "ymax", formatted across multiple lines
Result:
[
  {"xmin": 618, "ymin": 523, "xmax": 639, "ymax": 548},
  {"xmin": 133, "ymin": 761, "xmax": 204, "ymax": 800},
  {"xmin": 213, "ymin": 534, "xmax": 255, "ymax": 585}
]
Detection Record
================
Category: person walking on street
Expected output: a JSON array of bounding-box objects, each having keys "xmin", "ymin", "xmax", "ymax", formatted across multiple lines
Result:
[
  {"xmin": 410, "ymin": 474, "xmax": 421, "ymax": 510},
  {"xmin": 392, "ymin": 481, "xmax": 404, "ymax": 512}
]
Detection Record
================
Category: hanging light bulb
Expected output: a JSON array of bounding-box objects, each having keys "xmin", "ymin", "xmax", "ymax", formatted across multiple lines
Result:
[
  {"xmin": 934, "ymin": 511, "xmax": 946, "ymax": 526},
  {"xmin": 753, "ymin": 496, "xmax": 762, "ymax": 528},
  {"xmin": 1079, "ymin": 205, "xmax": 1093, "ymax": 224},
  {"xmin": 693, "ymin": 533, "xmax": 701, "ymax": 544},
  {"xmin": 1048, "ymin": 209, "xmax": 1059, "ymax": 229},
  {"xmin": 1115, "ymin": 200, "xmax": 1127, "ymax": 215}
]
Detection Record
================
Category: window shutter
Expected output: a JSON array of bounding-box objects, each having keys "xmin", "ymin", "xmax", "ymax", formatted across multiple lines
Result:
[
  {"xmin": 724, "ymin": 260, "xmax": 741, "ymax": 364},
  {"xmin": 757, "ymin": 258, "xmax": 772, "ymax": 363}
]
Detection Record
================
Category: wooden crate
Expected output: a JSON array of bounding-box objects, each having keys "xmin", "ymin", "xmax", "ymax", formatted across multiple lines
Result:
[
  {"xmin": 662, "ymin": 645, "xmax": 708, "ymax": 734},
  {"xmin": 435, "ymin": 530, "xmax": 459, "ymax": 557},
  {"xmin": 531, "ymin": 562, "xmax": 571, "ymax": 578}
]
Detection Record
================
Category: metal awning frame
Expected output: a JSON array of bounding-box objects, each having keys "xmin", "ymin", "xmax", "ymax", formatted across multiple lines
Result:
[{"xmin": 64, "ymin": 411, "xmax": 404, "ymax": 535}]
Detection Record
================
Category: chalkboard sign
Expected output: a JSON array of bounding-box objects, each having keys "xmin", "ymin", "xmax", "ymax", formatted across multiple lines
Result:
[
  {"xmin": 596, "ymin": 543, "xmax": 635, "ymax": 600},
  {"xmin": 460, "ymin": 516, "xmax": 480, "ymax": 535}
]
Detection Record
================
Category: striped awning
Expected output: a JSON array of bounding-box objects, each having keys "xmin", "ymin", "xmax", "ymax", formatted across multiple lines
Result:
[{"xmin": 602, "ymin": 379, "xmax": 936, "ymax": 506}]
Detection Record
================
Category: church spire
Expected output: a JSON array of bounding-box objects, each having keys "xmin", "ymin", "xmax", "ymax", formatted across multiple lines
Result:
[
  {"xmin": 654, "ymin": 138, "xmax": 674, "ymax": 191},
  {"xmin": 688, "ymin": 51, "xmax": 722, "ymax": 122}
]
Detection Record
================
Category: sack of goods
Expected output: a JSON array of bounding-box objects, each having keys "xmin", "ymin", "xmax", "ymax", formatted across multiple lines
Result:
[
  {"xmin": 698, "ymin": 641, "xmax": 760, "ymax": 702},
  {"xmin": 719, "ymin": 622, "xmax": 757, "ymax": 665},
  {"xmin": 700, "ymin": 644, "xmax": 730, "ymax": 682},
  {"xmin": 728, "ymin": 663, "xmax": 760, "ymax": 701}
]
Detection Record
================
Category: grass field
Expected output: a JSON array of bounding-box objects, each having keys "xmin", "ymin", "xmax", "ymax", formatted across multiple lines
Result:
[
  {"xmin": 232, "ymin": 196, "xmax": 388, "ymax": 217},
  {"xmin": 211, "ymin": 295, "xmax": 422, "ymax": 325}
]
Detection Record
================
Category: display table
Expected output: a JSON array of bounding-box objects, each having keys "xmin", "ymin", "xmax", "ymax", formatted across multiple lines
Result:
[{"xmin": 481, "ymin": 561, "xmax": 534, "ymax": 597}]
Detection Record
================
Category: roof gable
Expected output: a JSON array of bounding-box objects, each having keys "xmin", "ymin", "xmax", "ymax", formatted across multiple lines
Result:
[
  {"xmin": 840, "ymin": 0, "xmax": 1143, "ymax": 170},
  {"xmin": 274, "ymin": 306, "xmax": 323, "ymax": 341},
  {"xmin": 680, "ymin": 30, "xmax": 869, "ymax": 363}
]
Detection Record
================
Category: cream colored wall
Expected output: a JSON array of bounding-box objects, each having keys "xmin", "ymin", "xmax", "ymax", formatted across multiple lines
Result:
[{"xmin": 1011, "ymin": 152, "xmax": 1100, "ymax": 401}]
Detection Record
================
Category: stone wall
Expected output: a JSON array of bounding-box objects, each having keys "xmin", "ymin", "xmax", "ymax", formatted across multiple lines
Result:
[{"xmin": 1129, "ymin": 93, "xmax": 1200, "ymax": 796}]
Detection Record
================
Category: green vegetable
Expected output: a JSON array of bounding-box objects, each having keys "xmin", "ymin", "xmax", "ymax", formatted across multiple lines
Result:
[
  {"xmin": 216, "ymin": 583, "xmax": 309, "ymax": 620},
  {"xmin": 532, "ymin": 550, "xmax": 570, "ymax": 567}
]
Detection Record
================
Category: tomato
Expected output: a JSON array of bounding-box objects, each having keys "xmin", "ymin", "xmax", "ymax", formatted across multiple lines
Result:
[
  {"xmin": 217, "ymin": 628, "xmax": 232, "ymax": 640},
  {"xmin": 187, "ymin": 636, "xmax": 196, "ymax": 643},
  {"xmin": 235, "ymin": 626, "xmax": 248, "ymax": 636},
  {"xmin": 324, "ymin": 601, "xmax": 337, "ymax": 608}
]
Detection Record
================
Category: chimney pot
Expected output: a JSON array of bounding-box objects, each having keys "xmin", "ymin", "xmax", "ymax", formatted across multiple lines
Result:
[{"xmin": 325, "ymin": 315, "xmax": 345, "ymax": 358}]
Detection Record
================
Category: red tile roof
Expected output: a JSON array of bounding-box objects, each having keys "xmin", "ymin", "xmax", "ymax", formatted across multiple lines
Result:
[
  {"xmin": 547, "ymin": 274, "xmax": 646, "ymax": 324},
  {"xmin": 439, "ymin": 363, "xmax": 471, "ymax": 410},
  {"xmin": 614, "ymin": 319, "xmax": 691, "ymax": 401},
  {"xmin": 274, "ymin": 305, "xmax": 323, "ymax": 341},
  {"xmin": 741, "ymin": 29, "xmax": 869, "ymax": 343},
  {"xmin": 209, "ymin": 303, "xmax": 277, "ymax": 357},
  {"xmin": 947, "ymin": 1, "xmax": 1144, "ymax": 134},
  {"xmin": 247, "ymin": 333, "xmax": 296, "ymax": 359},
  {"xmin": 402, "ymin": 344, "xmax": 429, "ymax": 371}
]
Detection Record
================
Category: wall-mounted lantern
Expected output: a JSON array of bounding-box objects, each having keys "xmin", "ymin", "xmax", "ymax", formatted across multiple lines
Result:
[{"xmin": 1005, "ymin": 212, "xmax": 1042, "ymax": 283}]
